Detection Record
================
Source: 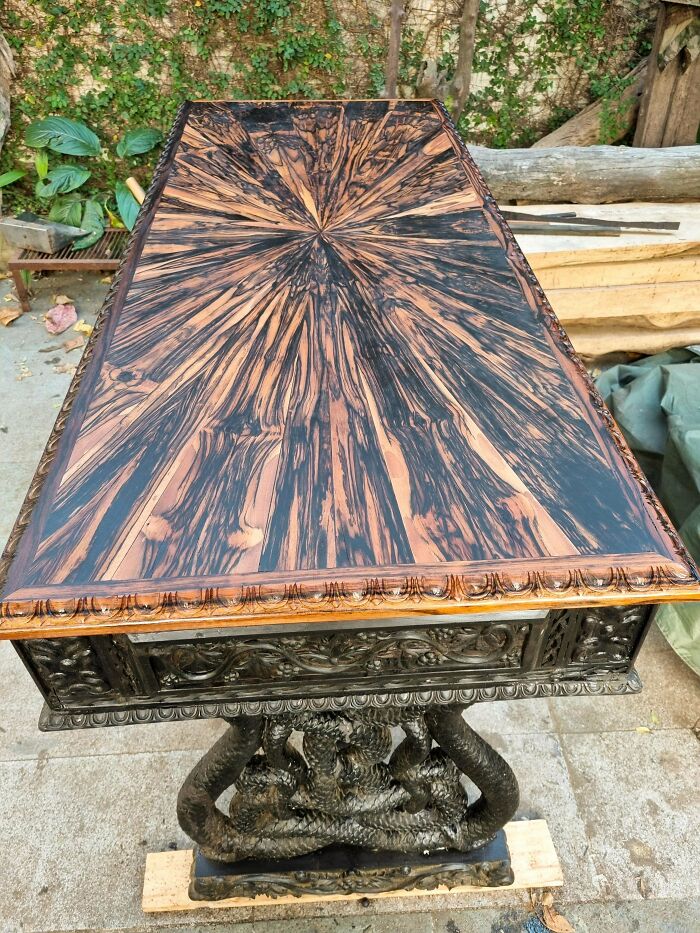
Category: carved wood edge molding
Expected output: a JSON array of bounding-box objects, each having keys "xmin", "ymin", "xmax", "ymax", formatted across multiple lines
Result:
[
  {"xmin": 0, "ymin": 564, "xmax": 696, "ymax": 637},
  {"xmin": 38, "ymin": 669, "xmax": 641, "ymax": 730}
]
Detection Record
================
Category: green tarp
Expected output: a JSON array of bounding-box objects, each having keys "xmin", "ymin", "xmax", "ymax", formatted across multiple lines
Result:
[{"xmin": 597, "ymin": 349, "xmax": 700, "ymax": 676}]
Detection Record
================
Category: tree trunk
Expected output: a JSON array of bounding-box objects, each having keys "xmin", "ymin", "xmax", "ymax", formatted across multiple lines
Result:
[
  {"xmin": 450, "ymin": 0, "xmax": 481, "ymax": 121},
  {"xmin": 532, "ymin": 60, "xmax": 648, "ymax": 149},
  {"xmin": 0, "ymin": 32, "xmax": 14, "ymax": 150},
  {"xmin": 469, "ymin": 144, "xmax": 700, "ymax": 203},
  {"xmin": 383, "ymin": 0, "xmax": 406, "ymax": 99}
]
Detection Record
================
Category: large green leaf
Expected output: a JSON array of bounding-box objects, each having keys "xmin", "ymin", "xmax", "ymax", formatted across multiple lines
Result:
[
  {"xmin": 115, "ymin": 181, "xmax": 139, "ymax": 230},
  {"xmin": 0, "ymin": 169, "xmax": 25, "ymax": 187},
  {"xmin": 36, "ymin": 165, "xmax": 91, "ymax": 198},
  {"xmin": 35, "ymin": 150, "xmax": 49, "ymax": 180},
  {"xmin": 72, "ymin": 198, "xmax": 105, "ymax": 250},
  {"xmin": 25, "ymin": 117, "xmax": 101, "ymax": 156},
  {"xmin": 116, "ymin": 127, "xmax": 163, "ymax": 158},
  {"xmin": 48, "ymin": 196, "xmax": 84, "ymax": 228}
]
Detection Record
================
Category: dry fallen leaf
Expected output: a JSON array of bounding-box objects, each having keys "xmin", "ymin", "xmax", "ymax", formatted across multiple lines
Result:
[
  {"xmin": 39, "ymin": 344, "xmax": 62, "ymax": 353},
  {"xmin": 74, "ymin": 318, "xmax": 94, "ymax": 336},
  {"xmin": 99, "ymin": 275, "xmax": 112, "ymax": 284},
  {"xmin": 635, "ymin": 726, "xmax": 652, "ymax": 734},
  {"xmin": 15, "ymin": 362, "xmax": 32, "ymax": 381},
  {"xmin": 45, "ymin": 303, "xmax": 78, "ymax": 335},
  {"xmin": 53, "ymin": 293, "xmax": 73, "ymax": 305},
  {"xmin": 3, "ymin": 292, "xmax": 17, "ymax": 302},
  {"xmin": 542, "ymin": 904, "xmax": 575, "ymax": 933},
  {"xmin": 0, "ymin": 305, "xmax": 21, "ymax": 326},
  {"xmin": 637, "ymin": 874, "xmax": 651, "ymax": 898},
  {"xmin": 53, "ymin": 362, "xmax": 77, "ymax": 375},
  {"xmin": 62, "ymin": 336, "xmax": 84, "ymax": 353}
]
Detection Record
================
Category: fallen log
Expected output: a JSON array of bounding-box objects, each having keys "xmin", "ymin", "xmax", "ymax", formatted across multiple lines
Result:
[
  {"xmin": 531, "ymin": 60, "xmax": 647, "ymax": 148},
  {"xmin": 469, "ymin": 144, "xmax": 700, "ymax": 203}
]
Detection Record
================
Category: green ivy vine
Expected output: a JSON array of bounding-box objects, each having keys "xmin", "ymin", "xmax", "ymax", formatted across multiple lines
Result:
[{"xmin": 0, "ymin": 0, "xmax": 654, "ymax": 217}]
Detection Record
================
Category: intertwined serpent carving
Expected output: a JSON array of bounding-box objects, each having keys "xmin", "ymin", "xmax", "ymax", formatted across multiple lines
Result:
[{"xmin": 177, "ymin": 705, "xmax": 519, "ymax": 862}]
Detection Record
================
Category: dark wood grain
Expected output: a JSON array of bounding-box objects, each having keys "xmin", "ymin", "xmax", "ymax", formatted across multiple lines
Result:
[{"xmin": 1, "ymin": 100, "xmax": 698, "ymax": 638}]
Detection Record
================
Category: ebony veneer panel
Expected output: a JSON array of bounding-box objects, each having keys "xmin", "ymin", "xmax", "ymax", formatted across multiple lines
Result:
[{"xmin": 1, "ymin": 100, "xmax": 698, "ymax": 636}]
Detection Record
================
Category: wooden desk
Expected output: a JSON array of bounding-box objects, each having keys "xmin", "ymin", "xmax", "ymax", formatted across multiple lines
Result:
[{"xmin": 1, "ymin": 100, "xmax": 698, "ymax": 899}]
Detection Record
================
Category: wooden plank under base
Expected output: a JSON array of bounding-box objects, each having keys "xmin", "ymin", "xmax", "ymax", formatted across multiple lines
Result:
[{"xmin": 142, "ymin": 819, "xmax": 562, "ymax": 914}]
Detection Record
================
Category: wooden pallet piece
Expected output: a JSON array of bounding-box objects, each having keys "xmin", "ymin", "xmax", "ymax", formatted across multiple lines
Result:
[
  {"xmin": 142, "ymin": 819, "xmax": 562, "ymax": 914},
  {"xmin": 7, "ymin": 228, "xmax": 129, "ymax": 312}
]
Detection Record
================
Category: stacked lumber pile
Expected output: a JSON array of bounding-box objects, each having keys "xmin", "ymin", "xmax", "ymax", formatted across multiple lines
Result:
[{"xmin": 515, "ymin": 202, "xmax": 700, "ymax": 357}]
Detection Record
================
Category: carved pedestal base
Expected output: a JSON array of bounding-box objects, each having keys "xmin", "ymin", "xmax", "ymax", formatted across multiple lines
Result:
[
  {"xmin": 177, "ymin": 704, "xmax": 519, "ymax": 898},
  {"xmin": 191, "ymin": 834, "xmax": 513, "ymax": 899}
]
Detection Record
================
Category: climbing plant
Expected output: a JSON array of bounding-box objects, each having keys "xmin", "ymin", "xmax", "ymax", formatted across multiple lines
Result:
[
  {"xmin": 0, "ymin": 0, "xmax": 655, "ymax": 216},
  {"xmin": 0, "ymin": 0, "xmax": 349, "ymax": 215}
]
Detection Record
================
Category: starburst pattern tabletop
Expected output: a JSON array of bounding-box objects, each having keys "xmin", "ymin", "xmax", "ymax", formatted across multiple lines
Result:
[{"xmin": 1, "ymin": 100, "xmax": 697, "ymax": 634}]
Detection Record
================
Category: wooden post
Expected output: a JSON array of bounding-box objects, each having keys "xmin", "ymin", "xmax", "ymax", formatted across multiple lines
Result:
[{"xmin": 634, "ymin": 0, "xmax": 700, "ymax": 146}]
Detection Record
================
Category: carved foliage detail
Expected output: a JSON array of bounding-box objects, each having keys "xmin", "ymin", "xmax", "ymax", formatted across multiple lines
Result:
[
  {"xmin": 23, "ymin": 637, "xmax": 114, "ymax": 700},
  {"xmin": 540, "ymin": 605, "xmax": 650, "ymax": 672},
  {"xmin": 572, "ymin": 605, "xmax": 647, "ymax": 664},
  {"xmin": 147, "ymin": 623, "xmax": 529, "ymax": 690},
  {"xmin": 191, "ymin": 860, "xmax": 514, "ymax": 900}
]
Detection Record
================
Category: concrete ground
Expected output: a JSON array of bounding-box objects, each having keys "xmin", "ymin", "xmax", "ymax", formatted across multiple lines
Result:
[{"xmin": 0, "ymin": 272, "xmax": 699, "ymax": 933}]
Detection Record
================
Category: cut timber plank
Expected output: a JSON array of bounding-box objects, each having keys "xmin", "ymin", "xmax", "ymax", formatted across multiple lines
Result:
[
  {"xmin": 568, "ymin": 323, "xmax": 700, "ymax": 356},
  {"xmin": 548, "ymin": 281, "xmax": 700, "ymax": 321},
  {"xmin": 515, "ymin": 202, "xmax": 700, "ymax": 268},
  {"xmin": 535, "ymin": 256, "xmax": 700, "ymax": 290},
  {"xmin": 516, "ymin": 203, "xmax": 700, "ymax": 356},
  {"xmin": 142, "ymin": 819, "xmax": 562, "ymax": 913},
  {"xmin": 529, "ymin": 240, "xmax": 700, "ymax": 269}
]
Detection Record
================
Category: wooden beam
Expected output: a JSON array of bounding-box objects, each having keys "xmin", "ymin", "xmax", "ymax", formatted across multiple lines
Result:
[
  {"xmin": 142, "ymin": 819, "xmax": 563, "ymax": 913},
  {"xmin": 527, "ymin": 240, "xmax": 700, "ymax": 269}
]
